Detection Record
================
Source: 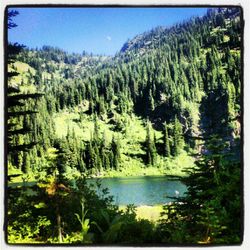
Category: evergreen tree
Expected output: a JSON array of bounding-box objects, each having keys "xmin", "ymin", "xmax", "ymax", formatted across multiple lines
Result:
[
  {"xmin": 7, "ymin": 10, "xmax": 43, "ymax": 178},
  {"xmin": 160, "ymin": 135, "xmax": 241, "ymax": 244},
  {"xmin": 145, "ymin": 121, "xmax": 157, "ymax": 165},
  {"xmin": 172, "ymin": 117, "xmax": 184, "ymax": 156},
  {"xmin": 163, "ymin": 122, "xmax": 171, "ymax": 157},
  {"xmin": 111, "ymin": 135, "xmax": 121, "ymax": 170}
]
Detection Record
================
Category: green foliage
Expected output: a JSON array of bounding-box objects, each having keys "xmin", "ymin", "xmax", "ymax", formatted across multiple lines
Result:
[
  {"xmin": 8, "ymin": 215, "xmax": 51, "ymax": 243},
  {"xmin": 96, "ymin": 209, "xmax": 125, "ymax": 243},
  {"xmin": 159, "ymin": 136, "xmax": 241, "ymax": 244},
  {"xmin": 7, "ymin": 7, "xmax": 242, "ymax": 245},
  {"xmin": 93, "ymin": 205, "xmax": 156, "ymax": 244},
  {"xmin": 74, "ymin": 199, "xmax": 93, "ymax": 243}
]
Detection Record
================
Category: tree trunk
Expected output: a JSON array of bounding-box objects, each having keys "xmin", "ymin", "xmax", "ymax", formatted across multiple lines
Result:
[{"xmin": 56, "ymin": 206, "xmax": 62, "ymax": 243}]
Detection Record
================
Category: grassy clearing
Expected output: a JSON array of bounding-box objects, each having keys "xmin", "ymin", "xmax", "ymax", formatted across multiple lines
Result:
[
  {"xmin": 119, "ymin": 205, "xmax": 164, "ymax": 222},
  {"xmin": 9, "ymin": 61, "xmax": 36, "ymax": 85},
  {"xmin": 99, "ymin": 151, "xmax": 194, "ymax": 178},
  {"xmin": 54, "ymin": 112, "xmax": 117, "ymax": 143},
  {"xmin": 14, "ymin": 61, "xmax": 36, "ymax": 74},
  {"xmin": 54, "ymin": 112, "xmax": 85, "ymax": 139}
]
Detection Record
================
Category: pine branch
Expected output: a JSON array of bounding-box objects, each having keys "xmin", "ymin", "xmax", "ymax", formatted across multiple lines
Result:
[
  {"xmin": 8, "ymin": 142, "xmax": 38, "ymax": 152},
  {"xmin": 7, "ymin": 174, "xmax": 22, "ymax": 181},
  {"xmin": 7, "ymin": 100, "xmax": 26, "ymax": 107},
  {"xmin": 8, "ymin": 128, "xmax": 32, "ymax": 135},
  {"xmin": 8, "ymin": 10, "xmax": 19, "ymax": 29},
  {"xmin": 8, "ymin": 110, "xmax": 38, "ymax": 117},
  {"xmin": 7, "ymin": 72, "xmax": 19, "ymax": 78},
  {"xmin": 7, "ymin": 86, "xmax": 20, "ymax": 94},
  {"xmin": 8, "ymin": 93, "xmax": 44, "ymax": 101}
]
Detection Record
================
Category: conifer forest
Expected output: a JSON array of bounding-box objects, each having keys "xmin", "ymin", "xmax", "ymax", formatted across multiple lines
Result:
[{"xmin": 6, "ymin": 7, "xmax": 243, "ymax": 245}]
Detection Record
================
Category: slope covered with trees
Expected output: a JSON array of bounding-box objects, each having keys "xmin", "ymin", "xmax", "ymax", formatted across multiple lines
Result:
[{"xmin": 6, "ymin": 7, "xmax": 242, "ymax": 245}]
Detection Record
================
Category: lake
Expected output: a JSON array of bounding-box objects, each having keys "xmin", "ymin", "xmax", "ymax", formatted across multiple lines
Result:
[{"xmin": 88, "ymin": 176, "xmax": 187, "ymax": 206}]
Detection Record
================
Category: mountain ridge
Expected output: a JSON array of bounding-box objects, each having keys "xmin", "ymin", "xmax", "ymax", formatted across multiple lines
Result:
[{"xmin": 8, "ymin": 6, "xmax": 241, "ymax": 176}]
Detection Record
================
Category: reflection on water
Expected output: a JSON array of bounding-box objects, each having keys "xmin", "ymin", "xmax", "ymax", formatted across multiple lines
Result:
[{"xmin": 87, "ymin": 176, "xmax": 187, "ymax": 206}]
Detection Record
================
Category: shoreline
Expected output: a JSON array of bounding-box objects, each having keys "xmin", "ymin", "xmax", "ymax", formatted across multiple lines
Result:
[
  {"xmin": 89, "ymin": 173, "xmax": 185, "ymax": 179},
  {"xmin": 8, "ymin": 174, "xmax": 183, "ymax": 185},
  {"xmin": 119, "ymin": 204, "xmax": 165, "ymax": 222}
]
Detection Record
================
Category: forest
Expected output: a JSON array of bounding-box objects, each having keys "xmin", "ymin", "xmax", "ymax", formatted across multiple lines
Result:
[{"xmin": 6, "ymin": 7, "xmax": 242, "ymax": 245}]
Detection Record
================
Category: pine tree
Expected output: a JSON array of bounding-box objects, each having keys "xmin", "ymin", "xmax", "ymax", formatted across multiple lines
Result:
[
  {"xmin": 172, "ymin": 117, "xmax": 184, "ymax": 156},
  {"xmin": 161, "ymin": 136, "xmax": 241, "ymax": 244},
  {"xmin": 111, "ymin": 135, "xmax": 121, "ymax": 170},
  {"xmin": 7, "ymin": 10, "xmax": 43, "ymax": 178},
  {"xmin": 145, "ymin": 121, "xmax": 157, "ymax": 165},
  {"xmin": 147, "ymin": 88, "xmax": 155, "ymax": 116},
  {"xmin": 163, "ymin": 122, "xmax": 171, "ymax": 157}
]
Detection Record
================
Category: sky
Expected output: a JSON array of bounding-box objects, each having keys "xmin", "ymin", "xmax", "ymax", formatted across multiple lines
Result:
[{"xmin": 8, "ymin": 7, "xmax": 208, "ymax": 56}]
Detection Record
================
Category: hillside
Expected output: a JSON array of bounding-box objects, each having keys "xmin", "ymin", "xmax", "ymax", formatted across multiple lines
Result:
[{"xmin": 8, "ymin": 7, "xmax": 241, "ymax": 179}]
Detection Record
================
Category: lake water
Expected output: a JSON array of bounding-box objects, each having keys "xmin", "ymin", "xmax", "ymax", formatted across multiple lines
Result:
[{"xmin": 88, "ymin": 176, "xmax": 187, "ymax": 206}]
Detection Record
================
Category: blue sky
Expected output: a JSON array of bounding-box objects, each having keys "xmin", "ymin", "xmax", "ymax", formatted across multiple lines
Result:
[{"xmin": 8, "ymin": 7, "xmax": 208, "ymax": 56}]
